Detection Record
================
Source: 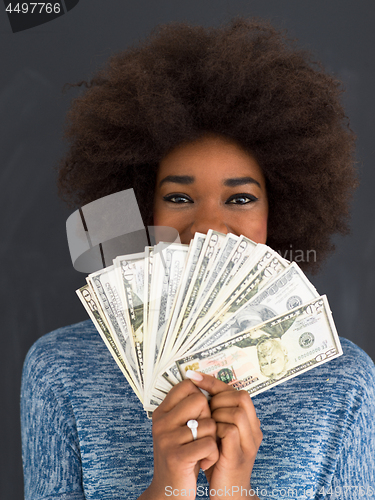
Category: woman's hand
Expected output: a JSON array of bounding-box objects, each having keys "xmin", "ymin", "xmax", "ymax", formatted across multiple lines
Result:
[
  {"xmin": 186, "ymin": 372, "xmax": 263, "ymax": 500},
  {"xmin": 140, "ymin": 378, "xmax": 219, "ymax": 500}
]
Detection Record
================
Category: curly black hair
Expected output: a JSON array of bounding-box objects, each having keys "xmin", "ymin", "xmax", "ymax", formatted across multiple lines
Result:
[{"xmin": 58, "ymin": 17, "xmax": 357, "ymax": 273}]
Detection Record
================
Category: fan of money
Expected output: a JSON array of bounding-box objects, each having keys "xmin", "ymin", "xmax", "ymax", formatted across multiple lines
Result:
[{"xmin": 76, "ymin": 229, "xmax": 342, "ymax": 416}]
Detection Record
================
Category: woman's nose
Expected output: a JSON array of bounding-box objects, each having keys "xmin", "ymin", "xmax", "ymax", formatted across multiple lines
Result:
[{"xmin": 189, "ymin": 205, "xmax": 228, "ymax": 236}]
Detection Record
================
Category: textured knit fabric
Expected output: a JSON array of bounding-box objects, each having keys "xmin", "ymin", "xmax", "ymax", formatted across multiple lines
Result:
[{"xmin": 21, "ymin": 320, "xmax": 375, "ymax": 500}]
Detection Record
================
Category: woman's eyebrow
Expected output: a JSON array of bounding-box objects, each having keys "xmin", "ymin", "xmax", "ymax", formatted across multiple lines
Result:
[
  {"xmin": 158, "ymin": 175, "xmax": 261, "ymax": 188},
  {"xmin": 159, "ymin": 175, "xmax": 195, "ymax": 187},
  {"xmin": 224, "ymin": 177, "xmax": 261, "ymax": 188}
]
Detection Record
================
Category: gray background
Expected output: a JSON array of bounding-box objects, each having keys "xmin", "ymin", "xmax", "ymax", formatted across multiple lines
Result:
[{"xmin": 1, "ymin": 1, "xmax": 374, "ymax": 498}]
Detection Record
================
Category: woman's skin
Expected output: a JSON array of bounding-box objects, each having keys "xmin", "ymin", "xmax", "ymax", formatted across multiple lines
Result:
[
  {"xmin": 153, "ymin": 134, "xmax": 268, "ymax": 245},
  {"xmin": 141, "ymin": 134, "xmax": 267, "ymax": 499}
]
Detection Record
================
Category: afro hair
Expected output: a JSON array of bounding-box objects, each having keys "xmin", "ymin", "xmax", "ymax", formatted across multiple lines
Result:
[{"xmin": 58, "ymin": 17, "xmax": 357, "ymax": 272}]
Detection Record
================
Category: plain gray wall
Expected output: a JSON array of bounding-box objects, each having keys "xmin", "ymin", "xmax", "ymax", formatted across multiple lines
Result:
[{"xmin": 1, "ymin": 1, "xmax": 374, "ymax": 498}]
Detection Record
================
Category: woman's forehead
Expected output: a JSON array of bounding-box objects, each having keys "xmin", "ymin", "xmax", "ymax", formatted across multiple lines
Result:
[{"xmin": 157, "ymin": 134, "xmax": 266, "ymax": 184}]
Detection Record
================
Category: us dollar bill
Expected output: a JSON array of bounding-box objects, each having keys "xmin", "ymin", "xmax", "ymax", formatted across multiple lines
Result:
[
  {"xmin": 150, "ymin": 243, "xmax": 189, "ymax": 367},
  {"xmin": 143, "ymin": 246, "xmax": 153, "ymax": 339},
  {"xmin": 213, "ymin": 247, "xmax": 288, "ymax": 316},
  {"xmin": 173, "ymin": 235, "xmax": 258, "ymax": 353},
  {"xmin": 158, "ymin": 247, "xmax": 288, "ymax": 386},
  {"xmin": 203, "ymin": 234, "xmax": 257, "ymax": 302},
  {"xmin": 176, "ymin": 295, "xmax": 342, "ymax": 397},
  {"xmin": 177, "ymin": 249, "xmax": 288, "ymax": 355},
  {"xmin": 172, "ymin": 230, "xmax": 228, "ymax": 342},
  {"xmin": 177, "ymin": 233, "xmax": 240, "ymax": 343},
  {"xmin": 77, "ymin": 234, "xmax": 342, "ymax": 416},
  {"xmin": 114, "ymin": 252, "xmax": 146, "ymax": 380},
  {"xmin": 143, "ymin": 243, "xmax": 189, "ymax": 407},
  {"xmin": 87, "ymin": 266, "xmax": 142, "ymax": 392},
  {"xmin": 160, "ymin": 232, "xmax": 207, "ymax": 358},
  {"xmin": 154, "ymin": 243, "xmax": 189, "ymax": 367},
  {"xmin": 190, "ymin": 262, "xmax": 318, "ymax": 352},
  {"xmin": 76, "ymin": 283, "xmax": 142, "ymax": 401}
]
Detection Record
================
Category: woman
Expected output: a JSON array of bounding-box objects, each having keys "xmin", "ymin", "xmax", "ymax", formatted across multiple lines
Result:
[{"xmin": 21, "ymin": 18, "xmax": 375, "ymax": 499}]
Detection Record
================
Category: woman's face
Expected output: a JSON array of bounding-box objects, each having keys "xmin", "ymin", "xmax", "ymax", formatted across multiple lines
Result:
[{"xmin": 153, "ymin": 135, "xmax": 268, "ymax": 245}]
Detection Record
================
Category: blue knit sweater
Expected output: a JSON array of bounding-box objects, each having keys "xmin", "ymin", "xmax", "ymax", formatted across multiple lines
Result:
[{"xmin": 21, "ymin": 320, "xmax": 375, "ymax": 499}]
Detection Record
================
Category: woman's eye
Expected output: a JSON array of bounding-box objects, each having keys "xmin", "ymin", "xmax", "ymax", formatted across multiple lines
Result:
[
  {"xmin": 226, "ymin": 194, "xmax": 258, "ymax": 205},
  {"xmin": 163, "ymin": 194, "xmax": 193, "ymax": 203}
]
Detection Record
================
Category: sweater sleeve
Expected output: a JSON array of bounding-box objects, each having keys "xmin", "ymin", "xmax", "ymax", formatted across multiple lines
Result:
[
  {"xmin": 21, "ymin": 335, "xmax": 85, "ymax": 500},
  {"xmin": 329, "ymin": 403, "xmax": 375, "ymax": 499},
  {"xmin": 323, "ymin": 340, "xmax": 375, "ymax": 499}
]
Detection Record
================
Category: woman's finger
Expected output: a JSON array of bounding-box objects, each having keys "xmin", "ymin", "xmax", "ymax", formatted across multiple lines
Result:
[
  {"xmin": 154, "ymin": 390, "xmax": 211, "ymax": 432},
  {"xmin": 170, "ymin": 436, "xmax": 219, "ymax": 472},
  {"xmin": 182, "ymin": 417, "xmax": 217, "ymax": 445},
  {"xmin": 183, "ymin": 371, "xmax": 262, "ymax": 447},
  {"xmin": 212, "ymin": 406, "xmax": 262, "ymax": 454},
  {"xmin": 215, "ymin": 421, "xmax": 242, "ymax": 456},
  {"xmin": 210, "ymin": 390, "xmax": 261, "ymax": 440},
  {"xmin": 157, "ymin": 417, "xmax": 217, "ymax": 448},
  {"xmin": 153, "ymin": 378, "xmax": 204, "ymax": 416}
]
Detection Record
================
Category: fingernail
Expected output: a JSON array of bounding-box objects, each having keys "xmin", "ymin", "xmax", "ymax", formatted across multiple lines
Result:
[{"xmin": 185, "ymin": 370, "xmax": 203, "ymax": 381}]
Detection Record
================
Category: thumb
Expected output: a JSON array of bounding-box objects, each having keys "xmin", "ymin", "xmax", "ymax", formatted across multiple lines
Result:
[{"xmin": 185, "ymin": 370, "xmax": 234, "ymax": 396}]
